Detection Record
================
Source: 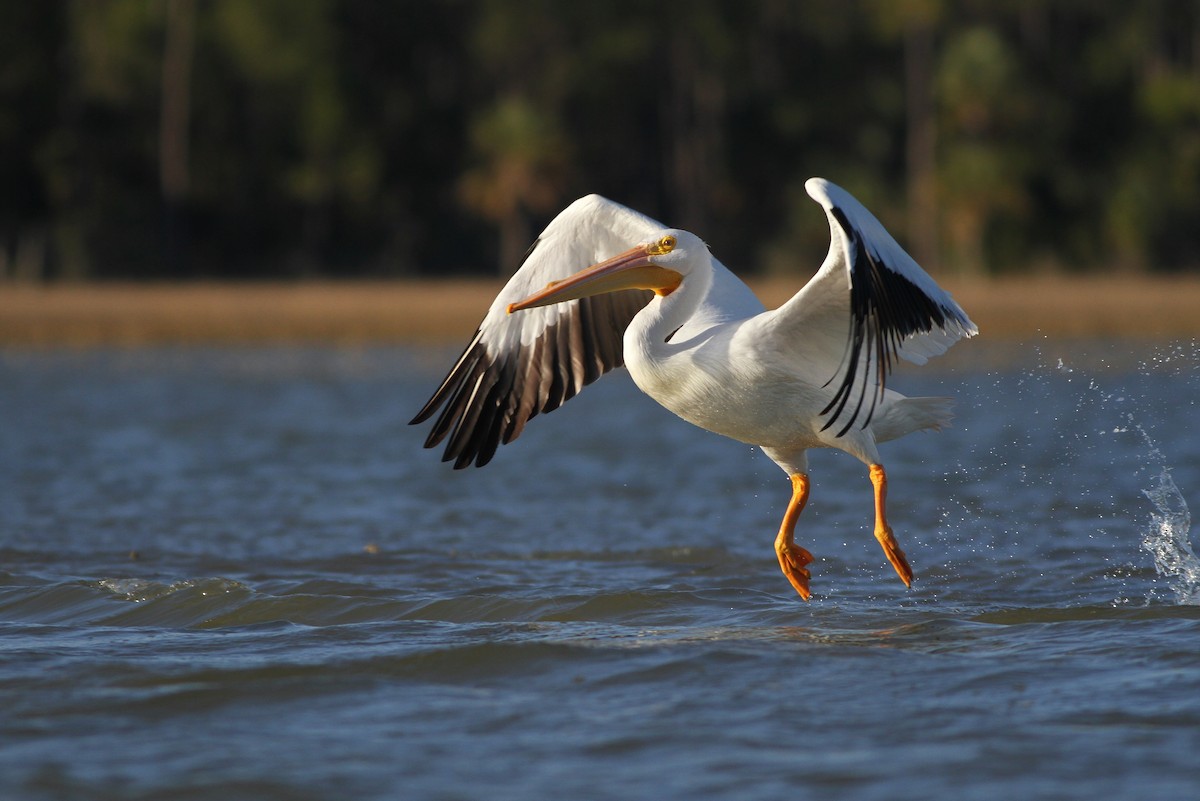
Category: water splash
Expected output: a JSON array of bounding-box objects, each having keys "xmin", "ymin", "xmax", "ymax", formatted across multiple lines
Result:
[
  {"xmin": 1051, "ymin": 346, "xmax": 1200, "ymax": 605},
  {"xmin": 1141, "ymin": 468, "xmax": 1200, "ymax": 605}
]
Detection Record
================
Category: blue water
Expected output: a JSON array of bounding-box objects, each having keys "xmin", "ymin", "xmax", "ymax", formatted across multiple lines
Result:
[{"xmin": 2, "ymin": 341, "xmax": 1199, "ymax": 800}]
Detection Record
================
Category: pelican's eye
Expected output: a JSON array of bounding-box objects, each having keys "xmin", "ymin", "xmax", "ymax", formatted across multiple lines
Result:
[{"xmin": 648, "ymin": 235, "xmax": 676, "ymax": 256}]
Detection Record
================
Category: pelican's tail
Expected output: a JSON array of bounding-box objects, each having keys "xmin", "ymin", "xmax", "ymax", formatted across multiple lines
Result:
[{"xmin": 873, "ymin": 395, "xmax": 955, "ymax": 443}]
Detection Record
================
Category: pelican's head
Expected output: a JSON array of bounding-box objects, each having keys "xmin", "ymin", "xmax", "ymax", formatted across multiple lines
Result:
[{"xmin": 507, "ymin": 229, "xmax": 707, "ymax": 314}]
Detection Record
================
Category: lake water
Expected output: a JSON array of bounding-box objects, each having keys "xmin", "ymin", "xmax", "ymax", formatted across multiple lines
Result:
[{"xmin": 2, "ymin": 340, "xmax": 1199, "ymax": 800}]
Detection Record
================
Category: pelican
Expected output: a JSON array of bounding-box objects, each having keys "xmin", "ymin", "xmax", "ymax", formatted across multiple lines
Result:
[{"xmin": 411, "ymin": 178, "xmax": 977, "ymax": 599}]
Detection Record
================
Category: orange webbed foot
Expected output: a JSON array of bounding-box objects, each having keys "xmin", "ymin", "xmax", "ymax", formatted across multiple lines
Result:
[
  {"xmin": 775, "ymin": 473, "xmax": 814, "ymax": 600},
  {"xmin": 775, "ymin": 540, "xmax": 814, "ymax": 601}
]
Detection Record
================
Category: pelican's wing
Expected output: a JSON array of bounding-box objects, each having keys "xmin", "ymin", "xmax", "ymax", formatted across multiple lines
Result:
[
  {"xmin": 763, "ymin": 178, "xmax": 977, "ymax": 437},
  {"xmin": 410, "ymin": 195, "xmax": 661, "ymax": 468}
]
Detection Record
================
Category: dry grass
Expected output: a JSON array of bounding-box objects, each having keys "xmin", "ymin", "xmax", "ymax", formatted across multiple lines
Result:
[
  {"xmin": 0, "ymin": 275, "xmax": 1197, "ymax": 346},
  {"xmin": 0, "ymin": 281, "xmax": 504, "ymax": 346}
]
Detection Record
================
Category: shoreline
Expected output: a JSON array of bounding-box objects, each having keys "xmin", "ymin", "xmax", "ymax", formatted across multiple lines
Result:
[{"xmin": 0, "ymin": 275, "xmax": 1197, "ymax": 346}]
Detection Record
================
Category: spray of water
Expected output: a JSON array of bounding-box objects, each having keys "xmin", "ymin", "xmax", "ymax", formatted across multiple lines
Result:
[
  {"xmin": 934, "ymin": 342, "xmax": 1200, "ymax": 604},
  {"xmin": 1056, "ymin": 345, "xmax": 1200, "ymax": 606},
  {"xmin": 1141, "ymin": 468, "xmax": 1200, "ymax": 605}
]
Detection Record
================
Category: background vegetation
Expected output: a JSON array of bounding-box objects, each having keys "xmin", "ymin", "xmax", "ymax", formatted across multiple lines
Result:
[{"xmin": 2, "ymin": 0, "xmax": 1199, "ymax": 282}]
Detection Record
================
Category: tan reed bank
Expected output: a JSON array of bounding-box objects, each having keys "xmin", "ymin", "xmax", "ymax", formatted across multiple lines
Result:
[{"xmin": 0, "ymin": 276, "xmax": 1197, "ymax": 346}]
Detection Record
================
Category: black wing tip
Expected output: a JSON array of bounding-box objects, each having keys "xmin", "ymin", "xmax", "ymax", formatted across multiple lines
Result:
[
  {"xmin": 821, "ymin": 204, "xmax": 965, "ymax": 437},
  {"xmin": 411, "ymin": 286, "xmax": 646, "ymax": 470},
  {"xmin": 410, "ymin": 390, "xmax": 449, "ymax": 426},
  {"xmin": 451, "ymin": 453, "xmax": 479, "ymax": 469},
  {"xmin": 409, "ymin": 328, "xmax": 486, "ymax": 425}
]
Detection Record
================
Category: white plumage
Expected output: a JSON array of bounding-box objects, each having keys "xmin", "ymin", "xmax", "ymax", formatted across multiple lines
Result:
[{"xmin": 412, "ymin": 178, "xmax": 977, "ymax": 599}]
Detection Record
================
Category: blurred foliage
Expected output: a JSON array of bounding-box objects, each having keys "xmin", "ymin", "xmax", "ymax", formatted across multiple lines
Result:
[{"xmin": 1, "ymin": 0, "xmax": 1199, "ymax": 280}]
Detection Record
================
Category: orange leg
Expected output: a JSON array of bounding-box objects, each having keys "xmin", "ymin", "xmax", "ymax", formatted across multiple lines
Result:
[
  {"xmin": 774, "ymin": 473, "xmax": 814, "ymax": 600},
  {"xmin": 870, "ymin": 464, "xmax": 913, "ymax": 588}
]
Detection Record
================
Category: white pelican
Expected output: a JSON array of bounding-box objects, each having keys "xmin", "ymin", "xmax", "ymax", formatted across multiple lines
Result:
[{"xmin": 411, "ymin": 178, "xmax": 977, "ymax": 599}]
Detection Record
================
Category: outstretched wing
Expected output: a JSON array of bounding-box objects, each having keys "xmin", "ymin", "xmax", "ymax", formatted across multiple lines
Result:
[
  {"xmin": 763, "ymin": 178, "xmax": 977, "ymax": 437},
  {"xmin": 410, "ymin": 195, "xmax": 661, "ymax": 468}
]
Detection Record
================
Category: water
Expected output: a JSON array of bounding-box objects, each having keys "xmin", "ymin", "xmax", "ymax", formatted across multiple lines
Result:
[{"xmin": 2, "ymin": 342, "xmax": 1199, "ymax": 800}]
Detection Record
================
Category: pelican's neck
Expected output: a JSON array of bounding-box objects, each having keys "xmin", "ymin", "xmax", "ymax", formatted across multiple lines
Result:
[{"xmin": 624, "ymin": 260, "xmax": 711, "ymax": 375}]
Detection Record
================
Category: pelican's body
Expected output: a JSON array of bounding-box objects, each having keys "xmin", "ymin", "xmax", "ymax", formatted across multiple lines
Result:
[
  {"xmin": 412, "ymin": 178, "xmax": 977, "ymax": 599},
  {"xmin": 617, "ymin": 267, "xmax": 950, "ymax": 473}
]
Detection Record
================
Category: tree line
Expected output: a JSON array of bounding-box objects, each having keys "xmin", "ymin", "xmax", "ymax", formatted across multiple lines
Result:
[{"xmin": 2, "ymin": 0, "xmax": 1199, "ymax": 281}]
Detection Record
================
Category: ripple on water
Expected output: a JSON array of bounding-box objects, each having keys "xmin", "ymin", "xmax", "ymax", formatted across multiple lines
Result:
[{"xmin": 4, "ymin": 344, "xmax": 1200, "ymax": 800}]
